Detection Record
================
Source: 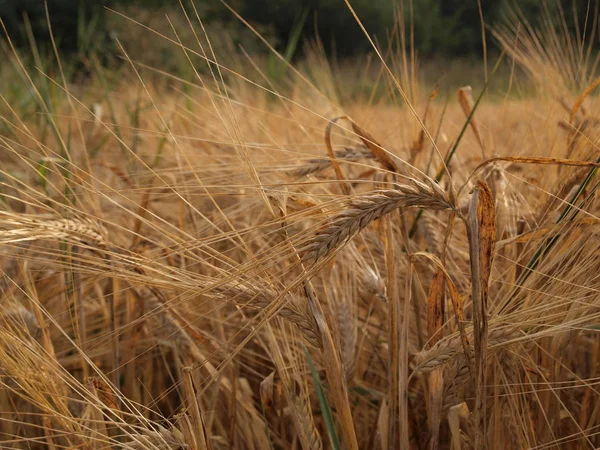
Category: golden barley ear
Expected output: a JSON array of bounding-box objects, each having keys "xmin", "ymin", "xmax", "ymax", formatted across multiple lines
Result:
[{"xmin": 302, "ymin": 178, "xmax": 455, "ymax": 262}]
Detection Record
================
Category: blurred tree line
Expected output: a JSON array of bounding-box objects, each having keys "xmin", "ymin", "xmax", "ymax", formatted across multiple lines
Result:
[{"xmin": 0, "ymin": 0, "xmax": 596, "ymax": 59}]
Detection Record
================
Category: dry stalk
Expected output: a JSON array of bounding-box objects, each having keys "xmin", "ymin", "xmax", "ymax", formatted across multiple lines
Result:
[
  {"xmin": 398, "ymin": 258, "xmax": 413, "ymax": 449},
  {"xmin": 181, "ymin": 366, "xmax": 209, "ymax": 450},
  {"xmin": 304, "ymin": 284, "xmax": 359, "ymax": 450},
  {"xmin": 262, "ymin": 327, "xmax": 323, "ymax": 450},
  {"xmin": 426, "ymin": 211, "xmax": 458, "ymax": 450},
  {"xmin": 382, "ymin": 214, "xmax": 400, "ymax": 449}
]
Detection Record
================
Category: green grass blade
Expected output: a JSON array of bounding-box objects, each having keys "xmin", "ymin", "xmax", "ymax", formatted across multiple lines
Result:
[
  {"xmin": 36, "ymin": 158, "xmax": 49, "ymax": 193},
  {"xmin": 268, "ymin": 8, "xmax": 308, "ymax": 82},
  {"xmin": 304, "ymin": 346, "xmax": 340, "ymax": 450},
  {"xmin": 284, "ymin": 8, "xmax": 309, "ymax": 63}
]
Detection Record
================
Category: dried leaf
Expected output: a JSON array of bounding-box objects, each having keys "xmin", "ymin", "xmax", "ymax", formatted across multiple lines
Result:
[
  {"xmin": 325, "ymin": 117, "xmax": 352, "ymax": 195},
  {"xmin": 448, "ymin": 402, "xmax": 471, "ymax": 450},
  {"xmin": 469, "ymin": 181, "xmax": 496, "ymax": 296},
  {"xmin": 571, "ymin": 74, "xmax": 600, "ymax": 123},
  {"xmin": 466, "ymin": 180, "xmax": 496, "ymax": 449},
  {"xmin": 351, "ymin": 121, "xmax": 398, "ymax": 173},
  {"xmin": 427, "ymin": 268, "xmax": 446, "ymax": 346},
  {"xmin": 86, "ymin": 376, "xmax": 119, "ymax": 412},
  {"xmin": 427, "ymin": 267, "xmax": 446, "ymax": 450},
  {"xmin": 447, "ymin": 278, "xmax": 472, "ymax": 377},
  {"xmin": 260, "ymin": 371, "xmax": 285, "ymax": 416}
]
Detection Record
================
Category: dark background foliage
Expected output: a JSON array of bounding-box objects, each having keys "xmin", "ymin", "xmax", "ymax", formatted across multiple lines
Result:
[{"xmin": 0, "ymin": 0, "xmax": 595, "ymax": 58}]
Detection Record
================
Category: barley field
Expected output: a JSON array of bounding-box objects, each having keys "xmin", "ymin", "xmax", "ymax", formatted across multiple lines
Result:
[{"xmin": 1, "ymin": 4, "xmax": 600, "ymax": 450}]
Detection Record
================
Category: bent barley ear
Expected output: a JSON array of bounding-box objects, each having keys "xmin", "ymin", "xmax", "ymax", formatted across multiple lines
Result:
[{"xmin": 302, "ymin": 180, "xmax": 455, "ymax": 262}]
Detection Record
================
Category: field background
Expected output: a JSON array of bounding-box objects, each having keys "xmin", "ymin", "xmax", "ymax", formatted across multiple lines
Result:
[{"xmin": 2, "ymin": 1, "xmax": 600, "ymax": 449}]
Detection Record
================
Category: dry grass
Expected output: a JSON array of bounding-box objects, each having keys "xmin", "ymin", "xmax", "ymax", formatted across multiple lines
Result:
[{"xmin": 2, "ymin": 3, "xmax": 600, "ymax": 449}]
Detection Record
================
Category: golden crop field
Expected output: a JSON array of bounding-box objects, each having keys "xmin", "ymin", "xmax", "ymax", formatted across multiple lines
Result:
[{"xmin": 1, "ymin": 5, "xmax": 600, "ymax": 449}]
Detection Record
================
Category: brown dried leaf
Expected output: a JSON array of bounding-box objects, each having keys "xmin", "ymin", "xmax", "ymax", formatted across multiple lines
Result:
[
  {"xmin": 430, "ymin": 83, "xmax": 440, "ymax": 102},
  {"xmin": 571, "ymin": 74, "xmax": 600, "ymax": 123},
  {"xmin": 260, "ymin": 371, "xmax": 285, "ymax": 416},
  {"xmin": 466, "ymin": 180, "xmax": 496, "ymax": 449},
  {"xmin": 86, "ymin": 376, "xmax": 120, "ymax": 412},
  {"xmin": 325, "ymin": 117, "xmax": 351, "ymax": 194},
  {"xmin": 470, "ymin": 181, "xmax": 496, "ymax": 295},
  {"xmin": 427, "ymin": 268, "xmax": 446, "ymax": 346},
  {"xmin": 351, "ymin": 121, "xmax": 398, "ymax": 173},
  {"xmin": 447, "ymin": 278, "xmax": 472, "ymax": 377},
  {"xmin": 412, "ymin": 251, "xmax": 473, "ymax": 377},
  {"xmin": 427, "ymin": 266, "xmax": 446, "ymax": 450}
]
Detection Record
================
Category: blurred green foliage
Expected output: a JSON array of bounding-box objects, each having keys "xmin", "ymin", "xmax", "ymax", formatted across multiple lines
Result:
[
  {"xmin": 0, "ymin": 0, "xmax": 594, "ymax": 60},
  {"xmin": 0, "ymin": 1, "xmax": 107, "ymax": 51}
]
